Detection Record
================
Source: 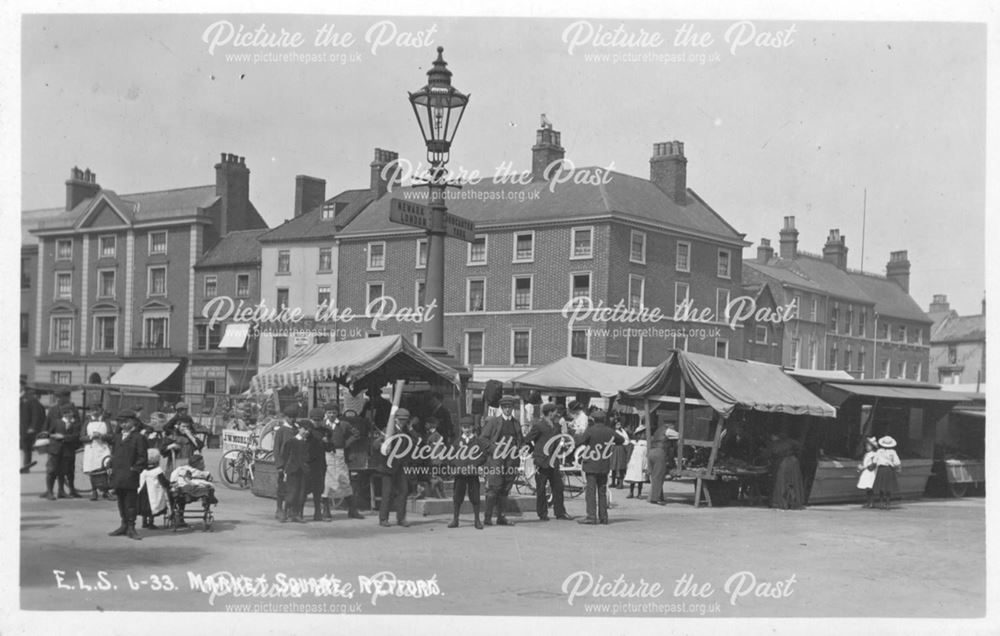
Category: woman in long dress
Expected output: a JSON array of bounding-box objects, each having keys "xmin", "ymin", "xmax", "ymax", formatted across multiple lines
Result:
[
  {"xmin": 856, "ymin": 437, "xmax": 879, "ymax": 508},
  {"xmin": 872, "ymin": 436, "xmax": 902, "ymax": 510},
  {"xmin": 764, "ymin": 431, "xmax": 805, "ymax": 510},
  {"xmin": 82, "ymin": 407, "xmax": 114, "ymax": 501},
  {"xmin": 609, "ymin": 418, "xmax": 632, "ymax": 488}
]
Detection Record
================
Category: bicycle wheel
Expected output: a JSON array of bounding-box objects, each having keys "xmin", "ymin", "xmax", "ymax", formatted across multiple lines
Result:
[
  {"xmin": 563, "ymin": 471, "xmax": 586, "ymax": 499},
  {"xmin": 219, "ymin": 450, "xmax": 251, "ymax": 490}
]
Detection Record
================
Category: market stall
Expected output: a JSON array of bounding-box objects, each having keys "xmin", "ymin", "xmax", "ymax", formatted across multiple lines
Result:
[
  {"xmin": 790, "ymin": 377, "xmax": 974, "ymax": 503},
  {"xmin": 245, "ymin": 335, "xmax": 464, "ymax": 501},
  {"xmin": 510, "ymin": 357, "xmax": 655, "ymax": 398},
  {"xmin": 620, "ymin": 350, "xmax": 837, "ymax": 507}
]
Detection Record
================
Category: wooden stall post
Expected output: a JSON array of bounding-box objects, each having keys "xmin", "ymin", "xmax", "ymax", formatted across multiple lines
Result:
[{"xmin": 677, "ymin": 374, "xmax": 686, "ymax": 476}]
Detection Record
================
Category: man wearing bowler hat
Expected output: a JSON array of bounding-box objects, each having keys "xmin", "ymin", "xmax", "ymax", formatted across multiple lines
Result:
[{"xmin": 480, "ymin": 395, "xmax": 523, "ymax": 526}]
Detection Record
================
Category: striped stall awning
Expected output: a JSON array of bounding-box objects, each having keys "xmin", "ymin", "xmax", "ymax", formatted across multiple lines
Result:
[{"xmin": 250, "ymin": 335, "xmax": 460, "ymax": 392}]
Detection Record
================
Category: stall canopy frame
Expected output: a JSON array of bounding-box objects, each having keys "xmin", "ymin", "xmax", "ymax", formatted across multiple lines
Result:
[
  {"xmin": 249, "ymin": 334, "xmax": 461, "ymax": 393},
  {"xmin": 619, "ymin": 350, "xmax": 837, "ymax": 507}
]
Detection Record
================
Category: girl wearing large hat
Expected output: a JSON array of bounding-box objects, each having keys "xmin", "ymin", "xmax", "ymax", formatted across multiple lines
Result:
[{"xmin": 872, "ymin": 436, "xmax": 902, "ymax": 510}]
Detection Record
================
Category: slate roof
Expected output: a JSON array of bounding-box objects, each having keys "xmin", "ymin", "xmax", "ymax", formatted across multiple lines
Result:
[
  {"xmin": 335, "ymin": 170, "xmax": 747, "ymax": 244},
  {"xmin": 258, "ymin": 188, "xmax": 374, "ymax": 243},
  {"xmin": 195, "ymin": 229, "xmax": 268, "ymax": 268},
  {"xmin": 744, "ymin": 254, "xmax": 932, "ymax": 323},
  {"xmin": 931, "ymin": 314, "xmax": 985, "ymax": 343},
  {"xmin": 848, "ymin": 272, "xmax": 932, "ymax": 324},
  {"xmin": 25, "ymin": 184, "xmax": 268, "ymax": 243}
]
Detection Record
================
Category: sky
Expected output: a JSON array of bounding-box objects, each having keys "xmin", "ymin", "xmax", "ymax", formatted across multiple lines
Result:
[{"xmin": 18, "ymin": 13, "xmax": 987, "ymax": 315}]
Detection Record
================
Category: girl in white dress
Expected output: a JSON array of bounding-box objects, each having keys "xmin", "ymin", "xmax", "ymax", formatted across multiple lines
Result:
[
  {"xmin": 856, "ymin": 437, "xmax": 878, "ymax": 508},
  {"xmin": 82, "ymin": 408, "xmax": 114, "ymax": 500},
  {"xmin": 624, "ymin": 426, "xmax": 649, "ymax": 499}
]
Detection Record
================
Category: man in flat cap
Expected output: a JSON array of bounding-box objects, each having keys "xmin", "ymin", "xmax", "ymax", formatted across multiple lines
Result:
[
  {"xmin": 525, "ymin": 402, "xmax": 573, "ymax": 521},
  {"xmin": 41, "ymin": 398, "xmax": 83, "ymax": 500},
  {"xmin": 272, "ymin": 404, "xmax": 299, "ymax": 521},
  {"xmin": 373, "ymin": 408, "xmax": 413, "ymax": 528},
  {"xmin": 480, "ymin": 395, "xmax": 523, "ymax": 526},
  {"xmin": 448, "ymin": 415, "xmax": 488, "ymax": 529},
  {"xmin": 19, "ymin": 381, "xmax": 44, "ymax": 473},
  {"xmin": 305, "ymin": 408, "xmax": 329, "ymax": 521},
  {"xmin": 574, "ymin": 410, "xmax": 625, "ymax": 525}
]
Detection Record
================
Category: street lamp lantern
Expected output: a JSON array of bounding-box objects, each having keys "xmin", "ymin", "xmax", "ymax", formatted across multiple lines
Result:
[{"xmin": 408, "ymin": 46, "xmax": 470, "ymax": 165}]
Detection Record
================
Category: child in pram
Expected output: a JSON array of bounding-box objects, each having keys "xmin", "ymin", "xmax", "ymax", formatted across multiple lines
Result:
[{"xmin": 169, "ymin": 452, "xmax": 219, "ymax": 529}]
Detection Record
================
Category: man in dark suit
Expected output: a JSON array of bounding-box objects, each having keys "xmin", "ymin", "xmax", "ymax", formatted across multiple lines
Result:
[
  {"xmin": 480, "ymin": 395, "xmax": 523, "ymax": 526},
  {"xmin": 574, "ymin": 410, "xmax": 624, "ymax": 525},
  {"xmin": 646, "ymin": 418, "xmax": 670, "ymax": 506},
  {"xmin": 279, "ymin": 421, "xmax": 311, "ymax": 523},
  {"xmin": 329, "ymin": 408, "xmax": 366, "ymax": 519},
  {"xmin": 373, "ymin": 408, "xmax": 414, "ymax": 528},
  {"xmin": 524, "ymin": 403, "xmax": 573, "ymax": 521},
  {"xmin": 108, "ymin": 412, "xmax": 149, "ymax": 539},
  {"xmin": 20, "ymin": 383, "xmax": 45, "ymax": 473},
  {"xmin": 448, "ymin": 416, "xmax": 488, "ymax": 529},
  {"xmin": 272, "ymin": 405, "xmax": 299, "ymax": 521},
  {"xmin": 305, "ymin": 411, "xmax": 328, "ymax": 521}
]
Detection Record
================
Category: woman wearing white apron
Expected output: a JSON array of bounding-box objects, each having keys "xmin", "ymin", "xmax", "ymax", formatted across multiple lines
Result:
[
  {"xmin": 138, "ymin": 449, "xmax": 171, "ymax": 529},
  {"xmin": 82, "ymin": 407, "xmax": 114, "ymax": 501}
]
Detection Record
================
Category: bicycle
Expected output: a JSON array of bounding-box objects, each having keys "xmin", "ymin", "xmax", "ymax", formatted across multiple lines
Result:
[{"xmin": 219, "ymin": 430, "xmax": 272, "ymax": 490}]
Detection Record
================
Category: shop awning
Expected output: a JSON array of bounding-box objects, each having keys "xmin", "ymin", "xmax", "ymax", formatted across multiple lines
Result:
[
  {"xmin": 822, "ymin": 382, "xmax": 974, "ymax": 406},
  {"xmin": 510, "ymin": 357, "xmax": 656, "ymax": 397},
  {"xmin": 620, "ymin": 350, "xmax": 837, "ymax": 418},
  {"xmin": 109, "ymin": 362, "xmax": 180, "ymax": 389},
  {"xmin": 250, "ymin": 335, "xmax": 460, "ymax": 391},
  {"xmin": 952, "ymin": 408, "xmax": 985, "ymax": 419},
  {"xmin": 219, "ymin": 322, "xmax": 250, "ymax": 348}
]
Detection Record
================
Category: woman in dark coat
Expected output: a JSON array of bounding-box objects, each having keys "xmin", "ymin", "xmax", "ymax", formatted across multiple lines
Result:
[
  {"xmin": 108, "ymin": 412, "xmax": 149, "ymax": 540},
  {"xmin": 764, "ymin": 430, "xmax": 805, "ymax": 510}
]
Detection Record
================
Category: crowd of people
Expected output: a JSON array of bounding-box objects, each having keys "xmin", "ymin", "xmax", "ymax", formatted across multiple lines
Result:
[{"xmin": 21, "ymin": 379, "xmax": 906, "ymax": 539}]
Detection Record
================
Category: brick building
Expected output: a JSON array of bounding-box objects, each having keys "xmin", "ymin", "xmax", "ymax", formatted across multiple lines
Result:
[
  {"xmin": 333, "ymin": 124, "xmax": 750, "ymax": 381},
  {"xmin": 743, "ymin": 217, "xmax": 932, "ymax": 380},
  {"xmin": 26, "ymin": 154, "xmax": 268, "ymax": 395},
  {"xmin": 188, "ymin": 228, "xmax": 268, "ymax": 409},
  {"xmin": 928, "ymin": 295, "xmax": 986, "ymax": 387},
  {"xmin": 254, "ymin": 156, "xmax": 385, "ymax": 370}
]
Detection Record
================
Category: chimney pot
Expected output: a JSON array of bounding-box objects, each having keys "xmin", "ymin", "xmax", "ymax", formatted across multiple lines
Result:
[
  {"xmin": 370, "ymin": 148, "xmax": 400, "ymax": 197},
  {"xmin": 779, "ymin": 216, "xmax": 799, "ymax": 259},
  {"xmin": 649, "ymin": 139, "xmax": 687, "ymax": 205},
  {"xmin": 532, "ymin": 119, "xmax": 566, "ymax": 182},
  {"xmin": 65, "ymin": 165, "xmax": 101, "ymax": 210},
  {"xmin": 757, "ymin": 238, "xmax": 774, "ymax": 264},
  {"xmin": 885, "ymin": 250, "xmax": 911, "ymax": 292},
  {"xmin": 294, "ymin": 175, "xmax": 327, "ymax": 218}
]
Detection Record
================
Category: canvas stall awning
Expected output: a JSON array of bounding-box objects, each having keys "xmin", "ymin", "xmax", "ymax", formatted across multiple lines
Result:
[
  {"xmin": 620, "ymin": 350, "xmax": 836, "ymax": 418},
  {"xmin": 510, "ymin": 357, "xmax": 656, "ymax": 397},
  {"xmin": 819, "ymin": 382, "xmax": 974, "ymax": 408},
  {"xmin": 250, "ymin": 335, "xmax": 460, "ymax": 391},
  {"xmin": 109, "ymin": 362, "xmax": 180, "ymax": 389}
]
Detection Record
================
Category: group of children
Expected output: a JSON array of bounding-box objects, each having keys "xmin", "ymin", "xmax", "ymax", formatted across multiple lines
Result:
[{"xmin": 857, "ymin": 435, "xmax": 902, "ymax": 509}]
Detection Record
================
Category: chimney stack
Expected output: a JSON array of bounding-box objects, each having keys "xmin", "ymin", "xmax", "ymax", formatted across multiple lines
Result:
[
  {"xmin": 649, "ymin": 141, "xmax": 687, "ymax": 205},
  {"xmin": 531, "ymin": 119, "xmax": 566, "ymax": 181},
  {"xmin": 294, "ymin": 175, "xmax": 326, "ymax": 217},
  {"xmin": 65, "ymin": 166, "xmax": 101, "ymax": 211},
  {"xmin": 370, "ymin": 148, "xmax": 399, "ymax": 198},
  {"xmin": 823, "ymin": 229, "xmax": 849, "ymax": 270},
  {"xmin": 757, "ymin": 238, "xmax": 774, "ymax": 263},
  {"xmin": 779, "ymin": 216, "xmax": 798, "ymax": 259},
  {"xmin": 215, "ymin": 153, "xmax": 250, "ymax": 236},
  {"xmin": 929, "ymin": 294, "xmax": 950, "ymax": 314},
  {"xmin": 885, "ymin": 250, "xmax": 911, "ymax": 292}
]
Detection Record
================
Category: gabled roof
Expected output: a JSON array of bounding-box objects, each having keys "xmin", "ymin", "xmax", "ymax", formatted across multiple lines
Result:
[
  {"xmin": 335, "ymin": 170, "xmax": 747, "ymax": 245},
  {"xmin": 744, "ymin": 253, "xmax": 931, "ymax": 323},
  {"xmin": 931, "ymin": 313, "xmax": 985, "ymax": 343},
  {"xmin": 848, "ymin": 272, "xmax": 932, "ymax": 324},
  {"xmin": 27, "ymin": 185, "xmax": 221, "ymax": 236},
  {"xmin": 259, "ymin": 188, "xmax": 374, "ymax": 244},
  {"xmin": 743, "ymin": 259, "xmax": 827, "ymax": 295},
  {"xmin": 195, "ymin": 229, "xmax": 268, "ymax": 268}
]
